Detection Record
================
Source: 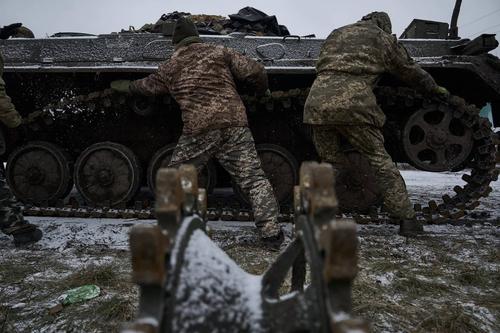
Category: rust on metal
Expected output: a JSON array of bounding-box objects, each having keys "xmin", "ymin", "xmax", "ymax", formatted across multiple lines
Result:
[
  {"xmin": 331, "ymin": 318, "xmax": 371, "ymax": 333},
  {"xmin": 123, "ymin": 162, "xmax": 368, "ymax": 332},
  {"xmin": 300, "ymin": 162, "xmax": 338, "ymax": 224},
  {"xmin": 321, "ymin": 219, "xmax": 359, "ymax": 282},
  {"xmin": 155, "ymin": 168, "xmax": 184, "ymax": 235},
  {"xmin": 293, "ymin": 185, "xmax": 302, "ymax": 217},
  {"xmin": 178, "ymin": 164, "xmax": 199, "ymax": 215},
  {"xmin": 122, "ymin": 320, "xmax": 159, "ymax": 333},
  {"xmin": 130, "ymin": 225, "xmax": 170, "ymax": 286},
  {"xmin": 197, "ymin": 188, "xmax": 207, "ymax": 220}
]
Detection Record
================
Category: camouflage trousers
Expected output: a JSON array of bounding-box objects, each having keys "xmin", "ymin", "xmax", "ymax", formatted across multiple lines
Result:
[
  {"xmin": 312, "ymin": 125, "xmax": 415, "ymax": 220},
  {"xmin": 169, "ymin": 126, "xmax": 279, "ymax": 226},
  {"xmin": 0, "ymin": 164, "xmax": 24, "ymax": 234}
]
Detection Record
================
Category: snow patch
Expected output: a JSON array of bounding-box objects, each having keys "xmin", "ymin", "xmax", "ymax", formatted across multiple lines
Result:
[
  {"xmin": 374, "ymin": 272, "xmax": 394, "ymax": 286},
  {"xmin": 25, "ymin": 217, "xmax": 154, "ymax": 250},
  {"xmin": 173, "ymin": 229, "xmax": 263, "ymax": 333}
]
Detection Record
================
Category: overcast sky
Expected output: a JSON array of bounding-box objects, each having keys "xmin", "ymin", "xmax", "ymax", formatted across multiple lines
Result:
[{"xmin": 1, "ymin": 0, "xmax": 499, "ymax": 55}]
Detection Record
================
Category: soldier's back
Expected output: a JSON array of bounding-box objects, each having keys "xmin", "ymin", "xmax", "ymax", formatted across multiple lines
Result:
[
  {"xmin": 161, "ymin": 43, "xmax": 248, "ymax": 134},
  {"xmin": 316, "ymin": 22, "xmax": 388, "ymax": 76},
  {"xmin": 304, "ymin": 22, "xmax": 391, "ymax": 127}
]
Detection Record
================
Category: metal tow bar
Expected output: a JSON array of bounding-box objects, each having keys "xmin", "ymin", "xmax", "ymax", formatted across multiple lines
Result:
[{"xmin": 122, "ymin": 162, "xmax": 369, "ymax": 333}]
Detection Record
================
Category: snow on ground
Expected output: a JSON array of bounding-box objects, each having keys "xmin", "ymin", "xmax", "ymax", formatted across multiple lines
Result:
[
  {"xmin": 27, "ymin": 218, "xmax": 153, "ymax": 251},
  {"xmin": 355, "ymin": 224, "xmax": 499, "ymax": 333},
  {"xmin": 0, "ymin": 170, "xmax": 499, "ymax": 332}
]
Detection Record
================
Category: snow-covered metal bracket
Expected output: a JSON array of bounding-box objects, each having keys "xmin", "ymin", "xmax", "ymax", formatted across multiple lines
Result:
[{"xmin": 122, "ymin": 162, "xmax": 368, "ymax": 333}]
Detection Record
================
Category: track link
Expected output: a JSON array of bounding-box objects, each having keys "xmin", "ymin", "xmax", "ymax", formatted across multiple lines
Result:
[
  {"xmin": 17, "ymin": 87, "xmax": 499, "ymax": 224},
  {"xmin": 377, "ymin": 87, "xmax": 498, "ymax": 222}
]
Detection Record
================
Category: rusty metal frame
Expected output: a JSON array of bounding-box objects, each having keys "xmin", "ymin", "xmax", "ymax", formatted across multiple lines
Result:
[{"xmin": 123, "ymin": 163, "xmax": 368, "ymax": 333}]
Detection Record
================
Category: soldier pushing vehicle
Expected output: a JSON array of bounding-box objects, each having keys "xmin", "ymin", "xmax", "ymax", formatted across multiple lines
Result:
[
  {"xmin": 304, "ymin": 12, "xmax": 450, "ymax": 236},
  {"xmin": 0, "ymin": 24, "xmax": 42, "ymax": 246},
  {"xmin": 111, "ymin": 17, "xmax": 283, "ymax": 245}
]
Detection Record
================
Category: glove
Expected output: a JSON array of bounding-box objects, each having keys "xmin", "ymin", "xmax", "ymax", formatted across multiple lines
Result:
[
  {"xmin": 0, "ymin": 23, "xmax": 22, "ymax": 40},
  {"xmin": 17, "ymin": 119, "xmax": 32, "ymax": 137},
  {"xmin": 434, "ymin": 86, "xmax": 450, "ymax": 99},
  {"xmin": 21, "ymin": 111, "xmax": 42, "ymax": 128},
  {"xmin": 110, "ymin": 80, "xmax": 132, "ymax": 93},
  {"xmin": 2, "ymin": 114, "xmax": 22, "ymax": 129},
  {"xmin": 264, "ymin": 89, "xmax": 272, "ymax": 98},
  {"xmin": 17, "ymin": 112, "xmax": 43, "ymax": 135}
]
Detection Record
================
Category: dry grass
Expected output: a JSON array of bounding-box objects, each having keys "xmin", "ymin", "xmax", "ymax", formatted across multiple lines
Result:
[
  {"xmin": 1, "ymin": 222, "xmax": 498, "ymax": 333},
  {"xmin": 414, "ymin": 305, "xmax": 485, "ymax": 333},
  {"xmin": 58, "ymin": 264, "xmax": 120, "ymax": 289},
  {"xmin": 0, "ymin": 249, "xmax": 137, "ymax": 333},
  {"xmin": 0, "ymin": 304, "xmax": 16, "ymax": 333},
  {"xmin": 351, "ymin": 226, "xmax": 499, "ymax": 332},
  {"xmin": 0, "ymin": 259, "xmax": 40, "ymax": 285},
  {"xmin": 455, "ymin": 266, "xmax": 499, "ymax": 288},
  {"xmin": 95, "ymin": 295, "xmax": 136, "ymax": 322}
]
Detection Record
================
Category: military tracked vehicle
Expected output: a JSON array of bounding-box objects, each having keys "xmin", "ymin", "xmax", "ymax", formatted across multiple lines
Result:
[{"xmin": 0, "ymin": 2, "xmax": 498, "ymax": 219}]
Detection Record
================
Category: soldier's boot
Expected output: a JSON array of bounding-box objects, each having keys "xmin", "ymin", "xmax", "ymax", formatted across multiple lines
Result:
[
  {"xmin": 5, "ymin": 222, "xmax": 43, "ymax": 246},
  {"xmin": 257, "ymin": 221, "xmax": 283, "ymax": 250},
  {"xmin": 398, "ymin": 219, "xmax": 424, "ymax": 237}
]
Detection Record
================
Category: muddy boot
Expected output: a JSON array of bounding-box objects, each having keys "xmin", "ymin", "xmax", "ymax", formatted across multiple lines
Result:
[
  {"xmin": 398, "ymin": 219, "xmax": 424, "ymax": 237},
  {"xmin": 6, "ymin": 223, "xmax": 43, "ymax": 246},
  {"xmin": 257, "ymin": 221, "xmax": 283, "ymax": 251}
]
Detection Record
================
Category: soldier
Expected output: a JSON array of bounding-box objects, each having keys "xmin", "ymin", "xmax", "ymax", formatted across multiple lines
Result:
[
  {"xmin": 0, "ymin": 27, "xmax": 42, "ymax": 245},
  {"xmin": 111, "ymin": 17, "xmax": 282, "ymax": 243},
  {"xmin": 304, "ymin": 12, "xmax": 449, "ymax": 236},
  {"xmin": 0, "ymin": 23, "xmax": 34, "ymax": 39}
]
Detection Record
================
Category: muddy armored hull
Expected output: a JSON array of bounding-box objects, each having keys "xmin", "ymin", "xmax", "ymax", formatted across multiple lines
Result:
[{"xmin": 0, "ymin": 32, "xmax": 498, "ymax": 218}]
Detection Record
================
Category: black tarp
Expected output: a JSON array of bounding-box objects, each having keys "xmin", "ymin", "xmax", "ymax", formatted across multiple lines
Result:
[{"xmin": 228, "ymin": 7, "xmax": 290, "ymax": 36}]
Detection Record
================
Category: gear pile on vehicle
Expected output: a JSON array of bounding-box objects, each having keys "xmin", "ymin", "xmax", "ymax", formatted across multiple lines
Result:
[
  {"xmin": 132, "ymin": 7, "xmax": 291, "ymax": 36},
  {"xmin": 123, "ymin": 162, "xmax": 368, "ymax": 333}
]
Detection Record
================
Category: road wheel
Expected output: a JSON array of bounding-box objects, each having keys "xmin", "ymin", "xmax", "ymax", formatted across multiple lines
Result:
[
  {"xmin": 233, "ymin": 144, "xmax": 298, "ymax": 206},
  {"xmin": 6, "ymin": 141, "xmax": 73, "ymax": 204},
  {"xmin": 74, "ymin": 142, "xmax": 141, "ymax": 206}
]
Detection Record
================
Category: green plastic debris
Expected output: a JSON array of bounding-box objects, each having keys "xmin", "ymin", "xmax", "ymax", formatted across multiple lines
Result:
[{"xmin": 62, "ymin": 285, "xmax": 100, "ymax": 305}]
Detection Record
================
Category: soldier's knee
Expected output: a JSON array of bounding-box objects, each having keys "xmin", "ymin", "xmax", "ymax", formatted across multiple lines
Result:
[{"xmin": 238, "ymin": 177, "xmax": 267, "ymax": 192}]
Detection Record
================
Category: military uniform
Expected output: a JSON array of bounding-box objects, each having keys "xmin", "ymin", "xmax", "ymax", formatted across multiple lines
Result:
[
  {"xmin": 304, "ymin": 13, "xmax": 441, "ymax": 221},
  {"xmin": 0, "ymin": 51, "xmax": 42, "ymax": 244},
  {"xmin": 168, "ymin": 127, "xmax": 278, "ymax": 226},
  {"xmin": 0, "ymin": 23, "xmax": 34, "ymax": 40},
  {"xmin": 124, "ymin": 17, "xmax": 280, "ymax": 237},
  {"xmin": 0, "ymin": 54, "xmax": 21, "ymax": 128}
]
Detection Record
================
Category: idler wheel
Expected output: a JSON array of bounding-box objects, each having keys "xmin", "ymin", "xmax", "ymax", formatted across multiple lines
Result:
[
  {"xmin": 233, "ymin": 144, "xmax": 298, "ymax": 205},
  {"xmin": 147, "ymin": 144, "xmax": 216, "ymax": 194},
  {"xmin": 6, "ymin": 141, "xmax": 73, "ymax": 204},
  {"xmin": 403, "ymin": 104, "xmax": 473, "ymax": 172},
  {"xmin": 74, "ymin": 142, "xmax": 141, "ymax": 206},
  {"xmin": 334, "ymin": 150, "xmax": 381, "ymax": 213}
]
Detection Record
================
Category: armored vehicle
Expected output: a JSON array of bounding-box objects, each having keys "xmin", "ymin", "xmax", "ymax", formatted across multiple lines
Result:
[{"xmin": 0, "ymin": 2, "xmax": 498, "ymax": 218}]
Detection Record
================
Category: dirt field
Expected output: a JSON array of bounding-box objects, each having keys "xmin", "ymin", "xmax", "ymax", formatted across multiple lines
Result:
[{"xmin": 0, "ymin": 171, "xmax": 499, "ymax": 333}]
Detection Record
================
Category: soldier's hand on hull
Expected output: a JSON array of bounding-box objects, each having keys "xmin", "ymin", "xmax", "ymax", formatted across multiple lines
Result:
[
  {"xmin": 0, "ymin": 94, "xmax": 22, "ymax": 129},
  {"xmin": 110, "ymin": 80, "xmax": 132, "ymax": 93},
  {"xmin": 434, "ymin": 85, "xmax": 450, "ymax": 99},
  {"xmin": 19, "ymin": 112, "xmax": 42, "ymax": 131}
]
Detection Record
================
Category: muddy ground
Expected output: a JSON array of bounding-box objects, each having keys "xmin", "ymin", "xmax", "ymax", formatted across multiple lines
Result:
[{"xmin": 0, "ymin": 170, "xmax": 499, "ymax": 333}]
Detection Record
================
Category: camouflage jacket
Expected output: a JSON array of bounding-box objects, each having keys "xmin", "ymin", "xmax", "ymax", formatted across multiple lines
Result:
[
  {"xmin": 304, "ymin": 21, "xmax": 438, "ymax": 127},
  {"xmin": 131, "ymin": 42, "xmax": 268, "ymax": 135},
  {"xmin": 0, "ymin": 52, "xmax": 21, "ymax": 128}
]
